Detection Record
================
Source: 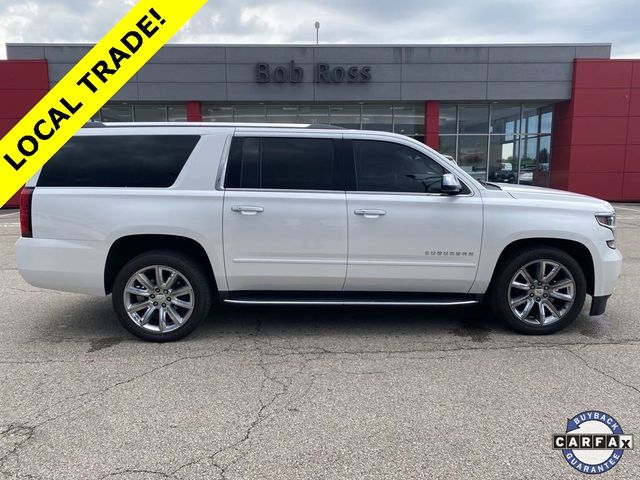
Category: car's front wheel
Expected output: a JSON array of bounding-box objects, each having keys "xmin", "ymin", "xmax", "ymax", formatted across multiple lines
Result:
[
  {"xmin": 112, "ymin": 251, "xmax": 212, "ymax": 342},
  {"xmin": 491, "ymin": 247, "xmax": 587, "ymax": 334}
]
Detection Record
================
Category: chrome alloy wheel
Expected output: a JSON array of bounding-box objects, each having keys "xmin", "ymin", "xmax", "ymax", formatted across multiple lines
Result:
[
  {"xmin": 508, "ymin": 259, "xmax": 576, "ymax": 326},
  {"xmin": 123, "ymin": 265, "xmax": 195, "ymax": 333}
]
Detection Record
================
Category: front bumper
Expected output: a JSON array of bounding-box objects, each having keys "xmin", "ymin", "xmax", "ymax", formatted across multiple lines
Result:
[{"xmin": 593, "ymin": 243, "xmax": 622, "ymax": 297}]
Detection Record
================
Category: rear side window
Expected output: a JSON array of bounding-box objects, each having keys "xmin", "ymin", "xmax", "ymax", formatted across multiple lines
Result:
[
  {"xmin": 225, "ymin": 137, "xmax": 342, "ymax": 191},
  {"xmin": 351, "ymin": 140, "xmax": 446, "ymax": 194},
  {"xmin": 37, "ymin": 135, "xmax": 201, "ymax": 188}
]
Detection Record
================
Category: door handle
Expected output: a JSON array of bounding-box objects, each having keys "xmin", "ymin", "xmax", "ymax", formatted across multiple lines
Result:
[
  {"xmin": 354, "ymin": 209, "xmax": 387, "ymax": 218},
  {"xmin": 231, "ymin": 205, "xmax": 264, "ymax": 215}
]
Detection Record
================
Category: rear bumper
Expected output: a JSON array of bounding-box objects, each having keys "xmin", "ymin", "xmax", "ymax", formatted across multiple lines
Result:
[{"xmin": 15, "ymin": 237, "xmax": 106, "ymax": 296}]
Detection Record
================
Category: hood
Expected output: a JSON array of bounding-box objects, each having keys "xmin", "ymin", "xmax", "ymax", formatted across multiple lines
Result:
[{"xmin": 496, "ymin": 183, "xmax": 614, "ymax": 211}]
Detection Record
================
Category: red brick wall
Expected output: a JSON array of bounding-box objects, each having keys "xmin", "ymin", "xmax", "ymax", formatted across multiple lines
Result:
[
  {"xmin": 551, "ymin": 59, "xmax": 640, "ymax": 201},
  {"xmin": 0, "ymin": 60, "xmax": 49, "ymax": 208}
]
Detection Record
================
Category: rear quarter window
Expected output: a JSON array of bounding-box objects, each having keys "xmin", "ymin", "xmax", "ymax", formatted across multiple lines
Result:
[{"xmin": 37, "ymin": 135, "xmax": 201, "ymax": 188}]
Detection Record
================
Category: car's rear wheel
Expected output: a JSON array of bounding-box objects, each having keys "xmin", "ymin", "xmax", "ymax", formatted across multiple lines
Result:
[
  {"xmin": 112, "ymin": 251, "xmax": 212, "ymax": 342},
  {"xmin": 491, "ymin": 247, "xmax": 587, "ymax": 334}
]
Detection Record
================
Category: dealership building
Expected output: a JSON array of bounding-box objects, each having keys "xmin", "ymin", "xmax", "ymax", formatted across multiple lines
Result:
[{"xmin": 1, "ymin": 42, "xmax": 639, "ymax": 207}]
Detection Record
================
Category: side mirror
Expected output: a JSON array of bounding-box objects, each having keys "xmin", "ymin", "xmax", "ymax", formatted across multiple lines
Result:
[{"xmin": 441, "ymin": 173, "xmax": 462, "ymax": 194}]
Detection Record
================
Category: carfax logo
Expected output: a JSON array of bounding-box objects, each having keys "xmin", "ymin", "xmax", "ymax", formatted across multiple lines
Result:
[{"xmin": 553, "ymin": 411, "xmax": 633, "ymax": 474}]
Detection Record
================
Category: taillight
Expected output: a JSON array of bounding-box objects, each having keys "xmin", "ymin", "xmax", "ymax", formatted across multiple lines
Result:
[{"xmin": 19, "ymin": 187, "xmax": 34, "ymax": 238}]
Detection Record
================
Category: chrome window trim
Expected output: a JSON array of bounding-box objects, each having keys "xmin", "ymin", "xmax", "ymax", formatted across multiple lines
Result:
[
  {"xmin": 215, "ymin": 132, "xmax": 233, "ymax": 191},
  {"xmin": 345, "ymin": 187, "xmax": 474, "ymax": 198},
  {"xmin": 221, "ymin": 187, "xmax": 473, "ymax": 198},
  {"xmin": 223, "ymin": 188, "xmax": 346, "ymax": 195}
]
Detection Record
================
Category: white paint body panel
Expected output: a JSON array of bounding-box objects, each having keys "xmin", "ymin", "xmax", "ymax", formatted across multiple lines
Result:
[
  {"xmin": 15, "ymin": 124, "xmax": 621, "ymax": 302},
  {"xmin": 223, "ymin": 190, "xmax": 347, "ymax": 291},
  {"xmin": 345, "ymin": 192, "xmax": 482, "ymax": 292},
  {"xmin": 473, "ymin": 186, "xmax": 622, "ymax": 297}
]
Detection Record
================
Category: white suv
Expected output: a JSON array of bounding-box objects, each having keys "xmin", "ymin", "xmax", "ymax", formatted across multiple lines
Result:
[{"xmin": 16, "ymin": 123, "xmax": 622, "ymax": 341}]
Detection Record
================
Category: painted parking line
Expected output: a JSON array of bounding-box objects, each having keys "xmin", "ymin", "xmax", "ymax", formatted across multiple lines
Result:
[{"xmin": 0, "ymin": 212, "xmax": 19, "ymax": 218}]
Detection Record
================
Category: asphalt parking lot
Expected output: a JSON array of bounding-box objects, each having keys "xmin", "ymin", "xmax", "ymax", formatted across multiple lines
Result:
[{"xmin": 0, "ymin": 205, "xmax": 639, "ymax": 479}]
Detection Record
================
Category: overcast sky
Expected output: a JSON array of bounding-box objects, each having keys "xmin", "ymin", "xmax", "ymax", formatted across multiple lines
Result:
[{"xmin": 0, "ymin": 0, "xmax": 638, "ymax": 59}]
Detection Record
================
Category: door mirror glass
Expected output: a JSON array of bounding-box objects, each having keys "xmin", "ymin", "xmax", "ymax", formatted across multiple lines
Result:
[{"xmin": 441, "ymin": 173, "xmax": 462, "ymax": 194}]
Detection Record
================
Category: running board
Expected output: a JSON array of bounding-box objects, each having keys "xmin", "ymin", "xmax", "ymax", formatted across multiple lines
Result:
[{"xmin": 221, "ymin": 291, "xmax": 481, "ymax": 307}]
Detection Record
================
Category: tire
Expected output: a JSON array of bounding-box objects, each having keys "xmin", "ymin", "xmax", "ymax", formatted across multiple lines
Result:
[
  {"xmin": 490, "ymin": 247, "xmax": 587, "ymax": 334},
  {"xmin": 112, "ymin": 250, "xmax": 212, "ymax": 342}
]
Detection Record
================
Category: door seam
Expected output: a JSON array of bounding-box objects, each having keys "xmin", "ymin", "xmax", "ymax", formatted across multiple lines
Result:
[
  {"xmin": 341, "ymin": 191, "xmax": 349, "ymax": 291},
  {"xmin": 221, "ymin": 192, "xmax": 231, "ymax": 291}
]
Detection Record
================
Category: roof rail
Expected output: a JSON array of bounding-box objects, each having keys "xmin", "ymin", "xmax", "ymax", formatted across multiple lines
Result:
[
  {"xmin": 79, "ymin": 121, "xmax": 346, "ymax": 130},
  {"xmin": 305, "ymin": 124, "xmax": 344, "ymax": 130},
  {"xmin": 83, "ymin": 121, "xmax": 106, "ymax": 128}
]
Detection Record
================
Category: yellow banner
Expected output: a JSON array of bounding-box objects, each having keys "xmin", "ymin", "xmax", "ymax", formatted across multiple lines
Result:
[{"xmin": 0, "ymin": 0, "xmax": 207, "ymax": 206}]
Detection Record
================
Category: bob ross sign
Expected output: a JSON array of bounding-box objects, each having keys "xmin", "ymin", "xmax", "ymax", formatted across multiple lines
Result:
[{"xmin": 256, "ymin": 61, "xmax": 372, "ymax": 84}]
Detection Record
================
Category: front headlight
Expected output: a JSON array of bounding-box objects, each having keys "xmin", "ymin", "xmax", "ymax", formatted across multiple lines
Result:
[
  {"xmin": 595, "ymin": 212, "xmax": 616, "ymax": 249},
  {"xmin": 595, "ymin": 212, "xmax": 616, "ymax": 230}
]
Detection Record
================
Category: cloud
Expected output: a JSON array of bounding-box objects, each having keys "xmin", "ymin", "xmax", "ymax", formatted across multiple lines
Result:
[{"xmin": 0, "ymin": 0, "xmax": 638, "ymax": 59}]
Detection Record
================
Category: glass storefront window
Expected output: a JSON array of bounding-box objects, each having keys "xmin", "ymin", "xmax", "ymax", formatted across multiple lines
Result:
[
  {"xmin": 522, "ymin": 105, "xmax": 540, "ymax": 133},
  {"xmin": 488, "ymin": 135, "xmax": 518, "ymax": 184},
  {"xmin": 203, "ymin": 106, "xmax": 233, "ymax": 122},
  {"xmin": 439, "ymin": 105, "xmax": 457, "ymax": 134},
  {"xmin": 101, "ymin": 105, "xmax": 133, "ymax": 122},
  {"xmin": 362, "ymin": 105, "xmax": 393, "ymax": 132},
  {"xmin": 518, "ymin": 135, "xmax": 538, "ymax": 185},
  {"xmin": 438, "ymin": 103, "xmax": 554, "ymax": 186},
  {"xmin": 235, "ymin": 105, "xmax": 266, "ymax": 123},
  {"xmin": 98, "ymin": 105, "xmax": 187, "ymax": 122},
  {"xmin": 168, "ymin": 105, "xmax": 187, "ymax": 122},
  {"xmin": 459, "ymin": 106, "xmax": 489, "ymax": 134},
  {"xmin": 517, "ymin": 134, "xmax": 551, "ymax": 186},
  {"xmin": 200, "ymin": 103, "xmax": 425, "ymax": 140},
  {"xmin": 299, "ymin": 106, "xmax": 329, "ymax": 124},
  {"xmin": 458, "ymin": 135, "xmax": 488, "ymax": 181},
  {"xmin": 438, "ymin": 136, "xmax": 456, "ymax": 162},
  {"xmin": 536, "ymin": 135, "xmax": 552, "ymax": 186},
  {"xmin": 490, "ymin": 105, "xmax": 521, "ymax": 138},
  {"xmin": 134, "ymin": 106, "xmax": 167, "ymax": 122},
  {"xmin": 267, "ymin": 105, "xmax": 299, "ymax": 123},
  {"xmin": 393, "ymin": 105, "xmax": 424, "ymax": 137},
  {"xmin": 329, "ymin": 105, "xmax": 361, "ymax": 129},
  {"xmin": 522, "ymin": 104, "xmax": 553, "ymax": 134},
  {"xmin": 540, "ymin": 107, "xmax": 553, "ymax": 134}
]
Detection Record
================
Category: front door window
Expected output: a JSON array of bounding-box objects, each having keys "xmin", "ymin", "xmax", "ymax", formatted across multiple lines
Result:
[{"xmin": 352, "ymin": 140, "xmax": 445, "ymax": 194}]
